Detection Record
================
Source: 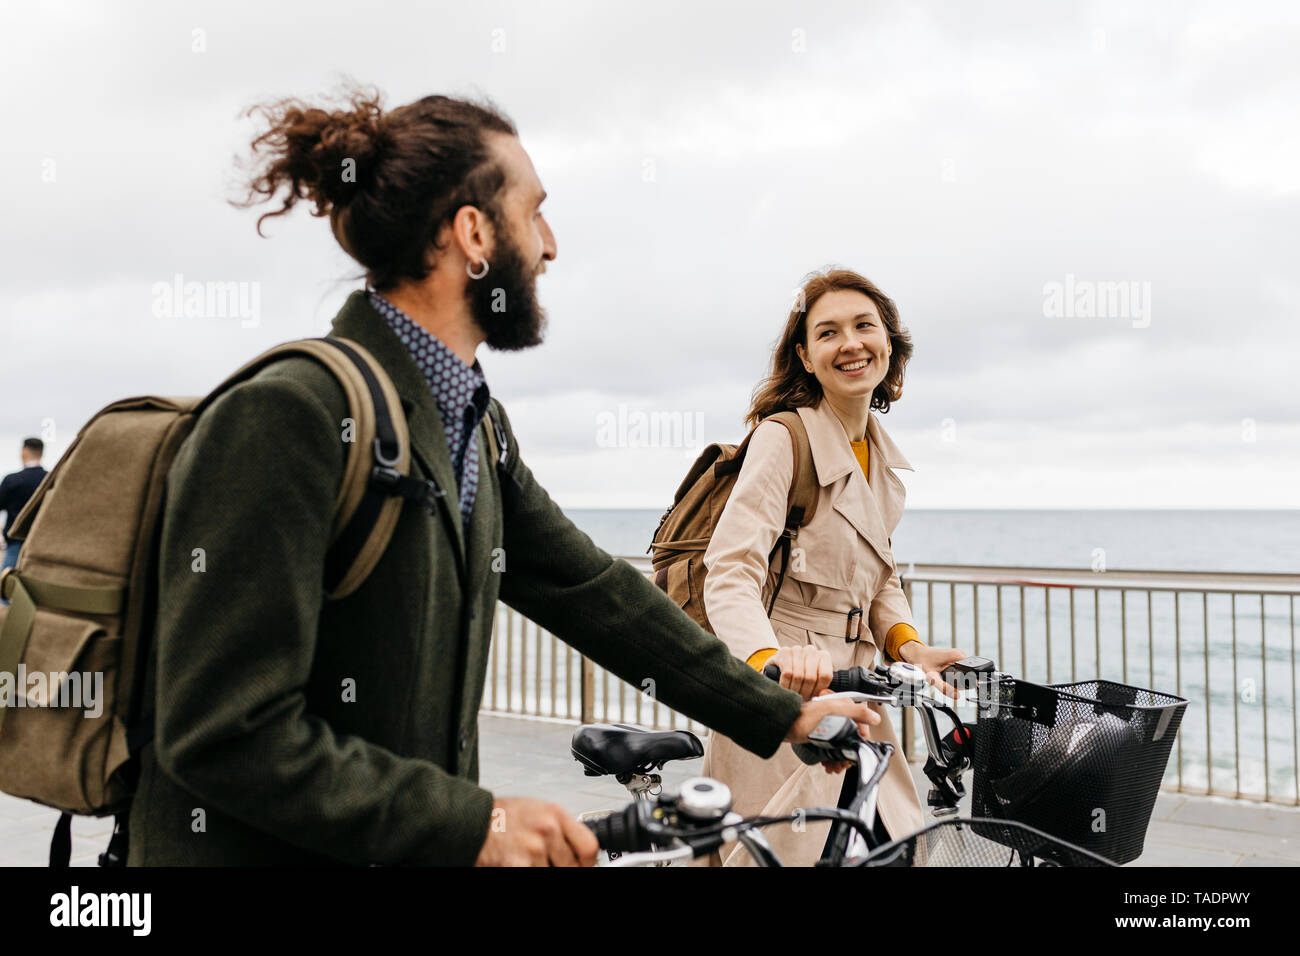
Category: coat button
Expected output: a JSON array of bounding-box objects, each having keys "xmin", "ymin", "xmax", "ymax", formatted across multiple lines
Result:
[{"xmin": 458, "ymin": 731, "xmax": 469, "ymax": 751}]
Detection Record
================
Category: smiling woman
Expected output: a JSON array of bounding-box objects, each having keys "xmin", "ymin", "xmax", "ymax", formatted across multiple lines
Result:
[
  {"xmin": 697, "ymin": 267, "xmax": 968, "ymax": 866},
  {"xmin": 748, "ymin": 269, "xmax": 913, "ymax": 427}
]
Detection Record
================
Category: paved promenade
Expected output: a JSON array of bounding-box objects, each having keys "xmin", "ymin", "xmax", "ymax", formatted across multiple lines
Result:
[{"xmin": 2, "ymin": 713, "xmax": 1297, "ymax": 866}]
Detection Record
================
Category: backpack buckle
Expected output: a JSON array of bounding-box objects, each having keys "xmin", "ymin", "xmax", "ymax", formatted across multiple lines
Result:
[
  {"xmin": 372, "ymin": 436, "xmax": 402, "ymax": 468},
  {"xmin": 491, "ymin": 415, "xmax": 509, "ymax": 468},
  {"xmin": 369, "ymin": 465, "xmax": 402, "ymax": 493},
  {"xmin": 369, "ymin": 465, "xmax": 444, "ymax": 512}
]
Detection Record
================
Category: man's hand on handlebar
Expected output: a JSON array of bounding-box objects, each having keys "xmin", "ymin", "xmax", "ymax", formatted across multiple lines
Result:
[
  {"xmin": 896, "ymin": 642, "xmax": 969, "ymax": 699},
  {"xmin": 765, "ymin": 652, "xmax": 878, "ymax": 772},
  {"xmin": 784, "ymin": 694, "xmax": 880, "ymax": 774},
  {"xmin": 475, "ymin": 797, "xmax": 600, "ymax": 867}
]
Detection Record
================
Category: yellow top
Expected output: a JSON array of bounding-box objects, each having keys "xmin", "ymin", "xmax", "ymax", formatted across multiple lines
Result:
[
  {"xmin": 849, "ymin": 438, "xmax": 871, "ymax": 477},
  {"xmin": 745, "ymin": 435, "xmax": 922, "ymax": 670}
]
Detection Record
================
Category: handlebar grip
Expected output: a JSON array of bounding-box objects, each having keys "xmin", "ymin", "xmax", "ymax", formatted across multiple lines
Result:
[
  {"xmin": 828, "ymin": 667, "xmax": 870, "ymax": 693},
  {"xmin": 792, "ymin": 742, "xmax": 832, "ymax": 766},
  {"xmin": 764, "ymin": 663, "xmax": 868, "ymax": 693},
  {"xmin": 584, "ymin": 804, "xmax": 648, "ymax": 853}
]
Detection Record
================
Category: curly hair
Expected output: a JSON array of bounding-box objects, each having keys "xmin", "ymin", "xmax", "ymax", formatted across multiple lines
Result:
[{"xmin": 232, "ymin": 80, "xmax": 517, "ymax": 291}]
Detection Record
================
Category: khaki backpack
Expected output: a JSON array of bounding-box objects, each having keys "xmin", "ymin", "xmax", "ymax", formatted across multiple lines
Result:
[
  {"xmin": 0, "ymin": 336, "xmax": 507, "ymax": 866},
  {"xmin": 648, "ymin": 411, "xmax": 819, "ymax": 633}
]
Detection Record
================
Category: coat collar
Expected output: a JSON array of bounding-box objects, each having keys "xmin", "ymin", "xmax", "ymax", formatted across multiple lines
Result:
[
  {"xmin": 327, "ymin": 289, "xmax": 492, "ymax": 581},
  {"xmin": 794, "ymin": 398, "xmax": 912, "ymax": 567},
  {"xmin": 797, "ymin": 398, "xmax": 913, "ymax": 485}
]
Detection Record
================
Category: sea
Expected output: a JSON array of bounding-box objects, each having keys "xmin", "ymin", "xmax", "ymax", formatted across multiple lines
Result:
[{"xmin": 563, "ymin": 507, "xmax": 1300, "ymax": 574}]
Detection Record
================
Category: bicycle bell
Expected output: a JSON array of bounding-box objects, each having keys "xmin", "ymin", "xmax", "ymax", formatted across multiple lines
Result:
[
  {"xmin": 674, "ymin": 777, "xmax": 733, "ymax": 821},
  {"xmin": 888, "ymin": 661, "xmax": 928, "ymax": 688}
]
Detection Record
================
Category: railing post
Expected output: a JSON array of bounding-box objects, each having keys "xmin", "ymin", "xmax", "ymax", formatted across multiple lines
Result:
[
  {"xmin": 901, "ymin": 574, "xmax": 916, "ymax": 761},
  {"xmin": 580, "ymin": 655, "xmax": 596, "ymax": 724}
]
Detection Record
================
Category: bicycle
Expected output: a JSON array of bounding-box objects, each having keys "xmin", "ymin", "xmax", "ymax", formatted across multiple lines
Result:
[
  {"xmin": 573, "ymin": 657, "xmax": 1185, "ymax": 866},
  {"xmin": 569, "ymin": 656, "xmax": 987, "ymax": 864}
]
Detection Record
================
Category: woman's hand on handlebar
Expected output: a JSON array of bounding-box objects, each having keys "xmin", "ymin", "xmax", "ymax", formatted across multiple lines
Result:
[
  {"xmin": 897, "ymin": 642, "xmax": 968, "ymax": 699},
  {"xmin": 768, "ymin": 645, "xmax": 834, "ymax": 700}
]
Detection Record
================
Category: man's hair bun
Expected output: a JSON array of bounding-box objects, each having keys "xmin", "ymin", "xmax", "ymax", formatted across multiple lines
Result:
[
  {"xmin": 238, "ymin": 83, "xmax": 390, "ymax": 228},
  {"xmin": 233, "ymin": 81, "xmax": 517, "ymax": 291}
]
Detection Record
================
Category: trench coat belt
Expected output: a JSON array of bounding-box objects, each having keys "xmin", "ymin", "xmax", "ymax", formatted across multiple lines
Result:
[{"xmin": 768, "ymin": 595, "xmax": 871, "ymax": 645}]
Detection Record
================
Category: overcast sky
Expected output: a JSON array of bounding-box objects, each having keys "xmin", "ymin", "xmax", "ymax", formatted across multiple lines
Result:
[{"xmin": 2, "ymin": 0, "xmax": 1296, "ymax": 509}]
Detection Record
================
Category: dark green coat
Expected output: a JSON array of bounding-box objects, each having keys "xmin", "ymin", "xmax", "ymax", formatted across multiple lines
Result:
[{"xmin": 127, "ymin": 290, "xmax": 802, "ymax": 865}]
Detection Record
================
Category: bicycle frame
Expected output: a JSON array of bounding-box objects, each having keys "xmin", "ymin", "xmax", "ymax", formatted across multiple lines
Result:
[{"xmin": 819, "ymin": 739, "xmax": 891, "ymax": 865}]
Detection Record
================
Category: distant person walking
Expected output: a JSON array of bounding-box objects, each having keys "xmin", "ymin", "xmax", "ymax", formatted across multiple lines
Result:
[{"xmin": 0, "ymin": 438, "xmax": 47, "ymax": 602}]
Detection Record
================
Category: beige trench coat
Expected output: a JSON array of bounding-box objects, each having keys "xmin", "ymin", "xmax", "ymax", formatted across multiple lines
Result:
[{"xmin": 698, "ymin": 398, "xmax": 926, "ymax": 866}]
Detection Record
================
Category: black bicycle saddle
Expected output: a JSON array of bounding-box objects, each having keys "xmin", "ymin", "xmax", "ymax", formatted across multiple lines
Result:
[{"xmin": 570, "ymin": 723, "xmax": 704, "ymax": 777}]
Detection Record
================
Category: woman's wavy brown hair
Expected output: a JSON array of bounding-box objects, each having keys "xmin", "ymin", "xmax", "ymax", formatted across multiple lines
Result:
[
  {"xmin": 745, "ymin": 267, "xmax": 913, "ymax": 429},
  {"xmin": 232, "ymin": 80, "xmax": 517, "ymax": 291}
]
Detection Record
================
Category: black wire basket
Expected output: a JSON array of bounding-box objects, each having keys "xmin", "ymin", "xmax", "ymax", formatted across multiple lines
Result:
[
  {"xmin": 969, "ymin": 676, "xmax": 1188, "ymax": 865},
  {"xmin": 858, "ymin": 816, "xmax": 1118, "ymax": 867}
]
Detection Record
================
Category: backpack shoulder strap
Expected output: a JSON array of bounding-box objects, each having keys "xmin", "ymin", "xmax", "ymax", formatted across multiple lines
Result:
[
  {"xmin": 740, "ymin": 409, "xmax": 821, "ymax": 616},
  {"xmin": 762, "ymin": 410, "xmax": 820, "ymax": 530},
  {"xmin": 198, "ymin": 336, "xmax": 418, "ymax": 600},
  {"xmin": 480, "ymin": 399, "xmax": 507, "ymax": 470},
  {"xmin": 479, "ymin": 398, "xmax": 526, "ymax": 515}
]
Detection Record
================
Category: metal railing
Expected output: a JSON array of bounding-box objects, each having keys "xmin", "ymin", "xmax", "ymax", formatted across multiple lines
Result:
[
  {"xmin": 481, "ymin": 557, "xmax": 1300, "ymax": 806},
  {"xmin": 482, "ymin": 600, "xmax": 710, "ymax": 735},
  {"xmin": 899, "ymin": 563, "xmax": 1299, "ymax": 807}
]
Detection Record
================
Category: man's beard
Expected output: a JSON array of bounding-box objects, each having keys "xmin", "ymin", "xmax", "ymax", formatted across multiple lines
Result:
[{"xmin": 466, "ymin": 225, "xmax": 547, "ymax": 351}]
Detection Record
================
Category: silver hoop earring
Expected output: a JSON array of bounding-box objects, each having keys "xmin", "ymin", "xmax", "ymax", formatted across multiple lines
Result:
[{"xmin": 467, "ymin": 258, "xmax": 489, "ymax": 280}]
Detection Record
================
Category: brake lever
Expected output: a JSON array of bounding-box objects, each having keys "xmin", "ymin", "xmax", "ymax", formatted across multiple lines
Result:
[
  {"xmin": 603, "ymin": 845, "xmax": 695, "ymax": 867},
  {"xmin": 818, "ymin": 690, "xmax": 898, "ymax": 705}
]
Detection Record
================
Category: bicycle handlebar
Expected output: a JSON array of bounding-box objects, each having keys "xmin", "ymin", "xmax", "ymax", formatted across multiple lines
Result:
[
  {"xmin": 829, "ymin": 666, "xmax": 883, "ymax": 694},
  {"xmin": 764, "ymin": 656, "xmax": 998, "ymax": 695},
  {"xmin": 581, "ymin": 793, "xmax": 876, "ymax": 861},
  {"xmin": 762, "ymin": 662, "xmax": 897, "ymax": 697},
  {"xmin": 766, "ymin": 659, "xmax": 990, "ymax": 807},
  {"xmin": 584, "ymin": 803, "xmax": 647, "ymax": 853}
]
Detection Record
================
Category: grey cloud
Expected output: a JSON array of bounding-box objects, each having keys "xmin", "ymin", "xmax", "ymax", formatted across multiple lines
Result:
[{"xmin": 2, "ymin": 0, "xmax": 1295, "ymax": 506}]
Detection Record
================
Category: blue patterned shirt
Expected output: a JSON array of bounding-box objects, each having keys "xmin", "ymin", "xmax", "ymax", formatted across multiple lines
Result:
[{"xmin": 368, "ymin": 291, "xmax": 491, "ymax": 525}]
